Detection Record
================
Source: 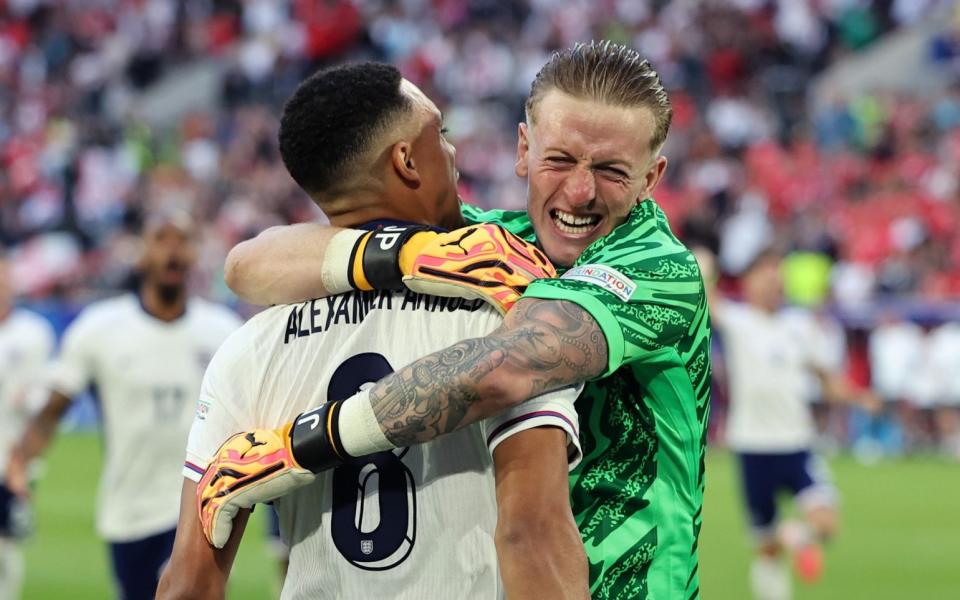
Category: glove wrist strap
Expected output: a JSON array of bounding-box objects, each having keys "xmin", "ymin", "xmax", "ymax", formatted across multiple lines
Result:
[
  {"xmin": 289, "ymin": 401, "xmax": 349, "ymax": 473},
  {"xmin": 355, "ymin": 225, "xmax": 434, "ymax": 290}
]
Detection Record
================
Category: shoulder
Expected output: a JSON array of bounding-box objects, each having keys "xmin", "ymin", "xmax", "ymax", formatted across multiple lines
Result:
[
  {"xmin": 4, "ymin": 309, "xmax": 55, "ymax": 356},
  {"xmin": 9, "ymin": 308, "xmax": 54, "ymax": 338},
  {"xmin": 201, "ymin": 316, "xmax": 262, "ymax": 398},
  {"xmin": 460, "ymin": 203, "xmax": 535, "ymax": 242},
  {"xmin": 560, "ymin": 202, "xmax": 703, "ymax": 315},
  {"xmin": 577, "ymin": 200, "xmax": 698, "ymax": 278},
  {"xmin": 188, "ymin": 298, "xmax": 244, "ymax": 333},
  {"xmin": 66, "ymin": 294, "xmax": 136, "ymax": 337},
  {"xmin": 931, "ymin": 323, "xmax": 960, "ymax": 347}
]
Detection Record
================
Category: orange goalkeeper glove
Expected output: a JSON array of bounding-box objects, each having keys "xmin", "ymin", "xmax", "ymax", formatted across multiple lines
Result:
[
  {"xmin": 400, "ymin": 224, "xmax": 557, "ymax": 315},
  {"xmin": 197, "ymin": 402, "xmax": 350, "ymax": 548}
]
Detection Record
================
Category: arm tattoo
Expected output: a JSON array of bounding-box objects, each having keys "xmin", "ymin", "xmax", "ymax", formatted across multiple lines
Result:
[{"xmin": 368, "ymin": 299, "xmax": 608, "ymax": 447}]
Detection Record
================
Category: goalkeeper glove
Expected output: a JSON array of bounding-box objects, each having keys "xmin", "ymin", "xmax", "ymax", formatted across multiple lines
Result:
[
  {"xmin": 198, "ymin": 401, "xmax": 350, "ymax": 548},
  {"xmin": 402, "ymin": 224, "xmax": 557, "ymax": 315},
  {"xmin": 330, "ymin": 223, "xmax": 556, "ymax": 314}
]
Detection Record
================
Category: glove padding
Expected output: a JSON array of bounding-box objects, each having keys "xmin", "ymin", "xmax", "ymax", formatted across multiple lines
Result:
[
  {"xmin": 402, "ymin": 224, "xmax": 557, "ymax": 315},
  {"xmin": 197, "ymin": 424, "xmax": 315, "ymax": 548}
]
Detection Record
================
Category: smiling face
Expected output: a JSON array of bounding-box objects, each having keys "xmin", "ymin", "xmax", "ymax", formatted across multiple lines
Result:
[{"xmin": 516, "ymin": 90, "xmax": 667, "ymax": 267}]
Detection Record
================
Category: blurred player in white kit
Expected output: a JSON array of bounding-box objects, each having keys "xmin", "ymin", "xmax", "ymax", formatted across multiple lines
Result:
[
  {"xmin": 697, "ymin": 247, "xmax": 878, "ymax": 600},
  {"xmin": 157, "ymin": 62, "xmax": 587, "ymax": 600},
  {"xmin": 4, "ymin": 212, "xmax": 241, "ymax": 600},
  {"xmin": 0, "ymin": 252, "xmax": 55, "ymax": 600}
]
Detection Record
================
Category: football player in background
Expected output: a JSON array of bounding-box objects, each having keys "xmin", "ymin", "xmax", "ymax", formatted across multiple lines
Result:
[
  {"xmin": 264, "ymin": 508, "xmax": 289, "ymax": 592},
  {"xmin": 0, "ymin": 251, "xmax": 55, "ymax": 600},
  {"xmin": 211, "ymin": 42, "xmax": 711, "ymax": 600},
  {"xmin": 4, "ymin": 213, "xmax": 241, "ymax": 600},
  {"xmin": 157, "ymin": 63, "xmax": 586, "ymax": 600},
  {"xmin": 696, "ymin": 247, "xmax": 879, "ymax": 600}
]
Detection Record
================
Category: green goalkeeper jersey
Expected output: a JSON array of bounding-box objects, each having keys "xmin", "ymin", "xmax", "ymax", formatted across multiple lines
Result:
[{"xmin": 462, "ymin": 200, "xmax": 712, "ymax": 600}]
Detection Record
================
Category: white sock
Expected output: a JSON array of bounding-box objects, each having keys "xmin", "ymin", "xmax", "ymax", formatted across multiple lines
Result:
[
  {"xmin": 0, "ymin": 538, "xmax": 24, "ymax": 600},
  {"xmin": 750, "ymin": 556, "xmax": 791, "ymax": 600},
  {"xmin": 336, "ymin": 389, "xmax": 395, "ymax": 457}
]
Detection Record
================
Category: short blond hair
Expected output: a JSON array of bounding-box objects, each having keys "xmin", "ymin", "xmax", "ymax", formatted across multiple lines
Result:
[{"xmin": 526, "ymin": 41, "xmax": 673, "ymax": 151}]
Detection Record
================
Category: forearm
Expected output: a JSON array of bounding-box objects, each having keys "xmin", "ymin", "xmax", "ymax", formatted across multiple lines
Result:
[
  {"xmin": 157, "ymin": 481, "xmax": 248, "ymax": 600},
  {"xmin": 493, "ymin": 427, "xmax": 589, "ymax": 600},
  {"xmin": 225, "ymin": 223, "xmax": 347, "ymax": 305},
  {"xmin": 13, "ymin": 391, "xmax": 71, "ymax": 464},
  {"xmin": 496, "ymin": 517, "xmax": 588, "ymax": 600},
  {"xmin": 820, "ymin": 372, "xmax": 871, "ymax": 406},
  {"xmin": 368, "ymin": 298, "xmax": 606, "ymax": 447}
]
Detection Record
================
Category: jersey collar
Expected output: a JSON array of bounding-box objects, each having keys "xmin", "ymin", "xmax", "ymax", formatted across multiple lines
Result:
[
  {"xmin": 136, "ymin": 292, "xmax": 188, "ymax": 324},
  {"xmin": 357, "ymin": 219, "xmax": 446, "ymax": 233}
]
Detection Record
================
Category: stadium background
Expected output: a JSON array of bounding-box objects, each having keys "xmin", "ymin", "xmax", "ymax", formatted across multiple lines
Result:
[{"xmin": 2, "ymin": 0, "xmax": 959, "ymax": 598}]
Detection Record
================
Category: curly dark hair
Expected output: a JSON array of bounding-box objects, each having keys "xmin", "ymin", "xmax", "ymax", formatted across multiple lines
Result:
[{"xmin": 279, "ymin": 62, "xmax": 413, "ymax": 196}]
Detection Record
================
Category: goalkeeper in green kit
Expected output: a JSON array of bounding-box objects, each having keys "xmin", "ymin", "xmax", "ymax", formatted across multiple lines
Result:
[{"xmin": 205, "ymin": 42, "xmax": 710, "ymax": 599}]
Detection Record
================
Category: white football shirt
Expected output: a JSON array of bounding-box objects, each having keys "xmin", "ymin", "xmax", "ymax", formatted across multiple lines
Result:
[
  {"xmin": 928, "ymin": 323, "xmax": 960, "ymax": 406},
  {"xmin": 184, "ymin": 290, "xmax": 582, "ymax": 600},
  {"xmin": 50, "ymin": 294, "xmax": 241, "ymax": 541},
  {"xmin": 0, "ymin": 309, "xmax": 55, "ymax": 478},
  {"xmin": 717, "ymin": 302, "xmax": 827, "ymax": 452},
  {"xmin": 868, "ymin": 321, "xmax": 926, "ymax": 403}
]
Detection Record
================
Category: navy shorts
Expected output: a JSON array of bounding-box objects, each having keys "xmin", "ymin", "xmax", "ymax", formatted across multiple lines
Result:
[
  {"xmin": 109, "ymin": 528, "xmax": 176, "ymax": 600},
  {"xmin": 0, "ymin": 484, "xmax": 30, "ymax": 538},
  {"xmin": 266, "ymin": 504, "xmax": 289, "ymax": 559},
  {"xmin": 737, "ymin": 450, "xmax": 835, "ymax": 535}
]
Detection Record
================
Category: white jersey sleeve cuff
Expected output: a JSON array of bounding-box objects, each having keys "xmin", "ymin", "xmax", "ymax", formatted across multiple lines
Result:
[
  {"xmin": 48, "ymin": 363, "xmax": 88, "ymax": 399},
  {"xmin": 484, "ymin": 386, "xmax": 583, "ymax": 471},
  {"xmin": 183, "ymin": 454, "xmax": 209, "ymax": 483}
]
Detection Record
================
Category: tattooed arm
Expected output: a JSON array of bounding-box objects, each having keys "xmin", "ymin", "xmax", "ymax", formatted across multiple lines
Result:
[
  {"xmin": 193, "ymin": 298, "xmax": 602, "ymax": 539},
  {"xmin": 368, "ymin": 297, "xmax": 608, "ymax": 446}
]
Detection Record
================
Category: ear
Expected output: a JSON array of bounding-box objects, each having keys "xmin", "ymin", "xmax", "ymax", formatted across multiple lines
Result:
[
  {"xmin": 134, "ymin": 238, "xmax": 148, "ymax": 271},
  {"xmin": 390, "ymin": 141, "xmax": 421, "ymax": 186},
  {"xmin": 514, "ymin": 122, "xmax": 529, "ymax": 178},
  {"xmin": 641, "ymin": 155, "xmax": 668, "ymax": 199}
]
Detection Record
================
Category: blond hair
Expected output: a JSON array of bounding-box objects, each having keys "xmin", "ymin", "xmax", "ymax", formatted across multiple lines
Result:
[{"xmin": 526, "ymin": 40, "xmax": 673, "ymax": 151}]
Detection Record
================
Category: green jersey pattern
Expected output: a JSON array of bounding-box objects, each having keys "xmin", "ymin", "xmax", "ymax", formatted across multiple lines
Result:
[{"xmin": 462, "ymin": 200, "xmax": 712, "ymax": 600}]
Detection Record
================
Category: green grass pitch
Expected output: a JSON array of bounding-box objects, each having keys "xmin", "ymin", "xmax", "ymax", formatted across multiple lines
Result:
[{"xmin": 19, "ymin": 433, "xmax": 959, "ymax": 599}]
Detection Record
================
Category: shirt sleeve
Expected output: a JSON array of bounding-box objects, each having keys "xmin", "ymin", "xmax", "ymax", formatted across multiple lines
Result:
[
  {"xmin": 49, "ymin": 313, "xmax": 97, "ymax": 398},
  {"xmin": 215, "ymin": 308, "xmax": 244, "ymax": 341},
  {"xmin": 523, "ymin": 235, "xmax": 707, "ymax": 378},
  {"xmin": 22, "ymin": 318, "xmax": 56, "ymax": 414},
  {"xmin": 479, "ymin": 384, "xmax": 583, "ymax": 471},
  {"xmin": 183, "ymin": 334, "xmax": 248, "ymax": 482}
]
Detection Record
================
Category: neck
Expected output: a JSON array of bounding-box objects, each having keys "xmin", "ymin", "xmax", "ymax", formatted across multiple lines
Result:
[
  {"xmin": 323, "ymin": 188, "xmax": 428, "ymax": 229},
  {"xmin": 328, "ymin": 207, "xmax": 420, "ymax": 228},
  {"xmin": 140, "ymin": 283, "xmax": 187, "ymax": 322},
  {"xmin": 748, "ymin": 299, "xmax": 777, "ymax": 314}
]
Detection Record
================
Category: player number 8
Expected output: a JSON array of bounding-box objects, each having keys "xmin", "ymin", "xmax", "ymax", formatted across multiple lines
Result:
[{"xmin": 328, "ymin": 353, "xmax": 417, "ymax": 571}]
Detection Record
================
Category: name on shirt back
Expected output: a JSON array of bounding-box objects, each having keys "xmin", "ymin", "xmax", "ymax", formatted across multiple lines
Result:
[{"xmin": 283, "ymin": 290, "xmax": 485, "ymax": 344}]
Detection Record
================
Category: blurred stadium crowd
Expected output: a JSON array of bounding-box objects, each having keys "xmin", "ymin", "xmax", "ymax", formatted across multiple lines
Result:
[{"xmin": 2, "ymin": 0, "xmax": 960, "ymax": 456}]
